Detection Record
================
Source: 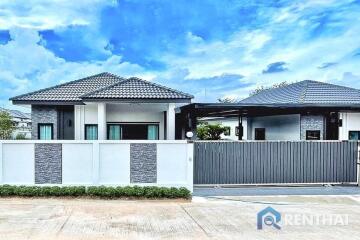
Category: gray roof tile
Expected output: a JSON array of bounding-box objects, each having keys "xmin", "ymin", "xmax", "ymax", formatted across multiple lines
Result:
[
  {"xmin": 82, "ymin": 77, "xmax": 194, "ymax": 99},
  {"xmin": 11, "ymin": 73, "xmax": 193, "ymax": 103},
  {"xmin": 0, "ymin": 107, "xmax": 31, "ymax": 119},
  {"xmin": 240, "ymin": 80, "xmax": 360, "ymax": 105}
]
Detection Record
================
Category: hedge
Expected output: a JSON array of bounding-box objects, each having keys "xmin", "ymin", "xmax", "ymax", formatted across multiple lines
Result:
[{"xmin": 0, "ymin": 185, "xmax": 191, "ymax": 199}]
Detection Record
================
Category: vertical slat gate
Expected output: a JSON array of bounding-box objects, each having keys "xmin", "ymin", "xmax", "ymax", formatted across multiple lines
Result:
[{"xmin": 193, "ymin": 141, "xmax": 359, "ymax": 185}]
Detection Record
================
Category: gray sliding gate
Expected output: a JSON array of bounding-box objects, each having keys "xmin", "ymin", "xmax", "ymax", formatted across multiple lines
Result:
[{"xmin": 194, "ymin": 141, "xmax": 359, "ymax": 185}]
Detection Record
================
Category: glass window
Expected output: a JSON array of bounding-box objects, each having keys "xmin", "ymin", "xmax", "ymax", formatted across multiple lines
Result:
[
  {"xmin": 306, "ymin": 130, "xmax": 321, "ymax": 140},
  {"xmin": 85, "ymin": 124, "xmax": 98, "ymax": 140},
  {"xmin": 224, "ymin": 127, "xmax": 231, "ymax": 136},
  {"xmin": 108, "ymin": 125, "xmax": 122, "ymax": 140},
  {"xmin": 147, "ymin": 125, "xmax": 159, "ymax": 140},
  {"xmin": 349, "ymin": 131, "xmax": 360, "ymax": 140},
  {"xmin": 38, "ymin": 124, "xmax": 53, "ymax": 140},
  {"xmin": 255, "ymin": 128, "xmax": 265, "ymax": 140}
]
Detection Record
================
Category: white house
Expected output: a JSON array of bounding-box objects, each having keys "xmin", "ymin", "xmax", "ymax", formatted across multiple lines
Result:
[
  {"xmin": 10, "ymin": 72, "xmax": 193, "ymax": 140},
  {"xmin": 0, "ymin": 107, "xmax": 31, "ymax": 139},
  {"xmin": 182, "ymin": 80, "xmax": 360, "ymax": 141}
]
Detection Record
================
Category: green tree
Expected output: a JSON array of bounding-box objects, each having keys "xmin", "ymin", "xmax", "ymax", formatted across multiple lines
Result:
[
  {"xmin": 249, "ymin": 81, "xmax": 289, "ymax": 96},
  {"xmin": 15, "ymin": 133, "xmax": 26, "ymax": 140},
  {"xmin": 217, "ymin": 97, "xmax": 238, "ymax": 103},
  {"xmin": 197, "ymin": 123, "xmax": 227, "ymax": 140},
  {"xmin": 0, "ymin": 111, "xmax": 15, "ymax": 139}
]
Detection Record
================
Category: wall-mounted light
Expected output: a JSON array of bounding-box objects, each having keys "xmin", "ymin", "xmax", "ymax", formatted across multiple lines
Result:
[{"xmin": 186, "ymin": 131, "xmax": 194, "ymax": 138}]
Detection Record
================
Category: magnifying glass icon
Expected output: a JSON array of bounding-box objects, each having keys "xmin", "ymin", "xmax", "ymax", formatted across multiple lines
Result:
[{"xmin": 264, "ymin": 215, "xmax": 281, "ymax": 230}]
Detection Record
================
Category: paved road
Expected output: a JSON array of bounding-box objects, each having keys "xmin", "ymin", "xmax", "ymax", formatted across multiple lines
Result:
[
  {"xmin": 193, "ymin": 185, "xmax": 360, "ymax": 197},
  {"xmin": 0, "ymin": 191, "xmax": 360, "ymax": 239}
]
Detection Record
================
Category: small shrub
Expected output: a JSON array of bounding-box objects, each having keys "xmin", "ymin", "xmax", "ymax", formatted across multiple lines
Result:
[
  {"xmin": 0, "ymin": 185, "xmax": 191, "ymax": 199},
  {"xmin": 15, "ymin": 133, "xmax": 27, "ymax": 140}
]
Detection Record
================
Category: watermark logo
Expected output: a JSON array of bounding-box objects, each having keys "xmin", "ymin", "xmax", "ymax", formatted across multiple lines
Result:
[
  {"xmin": 257, "ymin": 206, "xmax": 349, "ymax": 230},
  {"xmin": 257, "ymin": 206, "xmax": 281, "ymax": 230}
]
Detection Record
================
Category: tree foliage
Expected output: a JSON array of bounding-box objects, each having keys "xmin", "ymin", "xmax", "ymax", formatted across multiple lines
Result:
[
  {"xmin": 197, "ymin": 123, "xmax": 227, "ymax": 140},
  {"xmin": 217, "ymin": 97, "xmax": 238, "ymax": 103},
  {"xmin": 249, "ymin": 81, "xmax": 289, "ymax": 96},
  {"xmin": 0, "ymin": 111, "xmax": 15, "ymax": 139},
  {"xmin": 15, "ymin": 133, "xmax": 26, "ymax": 140}
]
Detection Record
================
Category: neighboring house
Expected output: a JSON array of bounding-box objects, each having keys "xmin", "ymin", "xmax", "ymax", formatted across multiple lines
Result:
[
  {"xmin": 198, "ymin": 117, "xmax": 245, "ymax": 140},
  {"xmin": 10, "ymin": 72, "xmax": 193, "ymax": 140},
  {"xmin": 0, "ymin": 107, "xmax": 32, "ymax": 139},
  {"xmin": 181, "ymin": 80, "xmax": 360, "ymax": 141}
]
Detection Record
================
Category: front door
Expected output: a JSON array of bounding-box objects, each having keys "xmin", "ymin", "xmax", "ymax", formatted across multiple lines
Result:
[
  {"xmin": 326, "ymin": 112, "xmax": 339, "ymax": 140},
  {"xmin": 57, "ymin": 106, "xmax": 74, "ymax": 140}
]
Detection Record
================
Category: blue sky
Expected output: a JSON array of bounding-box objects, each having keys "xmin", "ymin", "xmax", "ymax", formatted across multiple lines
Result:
[{"xmin": 1, "ymin": 0, "xmax": 360, "ymax": 110}]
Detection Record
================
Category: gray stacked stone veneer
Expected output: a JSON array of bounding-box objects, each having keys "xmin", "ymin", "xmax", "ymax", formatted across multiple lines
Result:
[
  {"xmin": 130, "ymin": 143, "xmax": 157, "ymax": 183},
  {"xmin": 35, "ymin": 143, "xmax": 62, "ymax": 184},
  {"xmin": 31, "ymin": 105, "xmax": 58, "ymax": 139},
  {"xmin": 300, "ymin": 115, "xmax": 325, "ymax": 140}
]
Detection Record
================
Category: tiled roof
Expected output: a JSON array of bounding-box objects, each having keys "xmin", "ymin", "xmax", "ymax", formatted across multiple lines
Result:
[
  {"xmin": 0, "ymin": 107, "xmax": 31, "ymax": 119},
  {"xmin": 11, "ymin": 72, "xmax": 123, "ymax": 103},
  {"xmin": 11, "ymin": 73, "xmax": 193, "ymax": 103},
  {"xmin": 240, "ymin": 80, "xmax": 360, "ymax": 105},
  {"xmin": 82, "ymin": 77, "xmax": 194, "ymax": 100}
]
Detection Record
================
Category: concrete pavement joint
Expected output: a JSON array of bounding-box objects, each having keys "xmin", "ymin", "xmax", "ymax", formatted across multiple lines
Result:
[
  {"xmin": 203, "ymin": 196, "xmax": 293, "ymax": 205},
  {"xmin": 56, "ymin": 209, "xmax": 73, "ymax": 237},
  {"xmin": 180, "ymin": 204, "xmax": 210, "ymax": 238}
]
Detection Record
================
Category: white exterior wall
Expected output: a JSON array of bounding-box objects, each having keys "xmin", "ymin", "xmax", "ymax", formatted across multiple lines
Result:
[
  {"xmin": 0, "ymin": 140, "xmax": 193, "ymax": 190},
  {"xmin": 75, "ymin": 103, "xmax": 177, "ymax": 140},
  {"xmin": 339, "ymin": 112, "xmax": 360, "ymax": 140},
  {"xmin": 107, "ymin": 103, "xmax": 165, "ymax": 140},
  {"xmin": 247, "ymin": 114, "xmax": 301, "ymax": 140},
  {"xmin": 1, "ymin": 143, "xmax": 35, "ymax": 184},
  {"xmin": 200, "ymin": 117, "xmax": 248, "ymax": 140}
]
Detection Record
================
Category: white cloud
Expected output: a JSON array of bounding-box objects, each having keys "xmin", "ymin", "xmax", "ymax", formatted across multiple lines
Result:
[
  {"xmin": 0, "ymin": 28, "xmax": 154, "ymax": 109},
  {"xmin": 163, "ymin": 30, "xmax": 272, "ymax": 79},
  {"xmin": 160, "ymin": 0, "xmax": 360, "ymax": 97},
  {"xmin": 0, "ymin": 0, "xmax": 115, "ymax": 30}
]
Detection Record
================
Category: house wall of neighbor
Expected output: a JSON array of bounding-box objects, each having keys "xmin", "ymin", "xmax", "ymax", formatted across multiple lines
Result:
[
  {"xmin": 300, "ymin": 115, "xmax": 325, "ymax": 140},
  {"xmin": 200, "ymin": 117, "xmax": 248, "ymax": 140},
  {"xmin": 247, "ymin": 114, "xmax": 301, "ymax": 140},
  {"xmin": 339, "ymin": 112, "xmax": 360, "ymax": 140},
  {"xmin": 31, "ymin": 105, "xmax": 58, "ymax": 140}
]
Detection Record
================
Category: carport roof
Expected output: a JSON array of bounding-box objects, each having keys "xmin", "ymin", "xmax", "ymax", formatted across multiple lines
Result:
[{"xmin": 179, "ymin": 80, "xmax": 360, "ymax": 118}]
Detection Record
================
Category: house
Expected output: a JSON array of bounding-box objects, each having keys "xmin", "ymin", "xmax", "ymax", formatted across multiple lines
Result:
[
  {"xmin": 10, "ymin": 72, "xmax": 193, "ymax": 140},
  {"xmin": 180, "ymin": 80, "xmax": 360, "ymax": 141},
  {"xmin": 0, "ymin": 107, "xmax": 31, "ymax": 139}
]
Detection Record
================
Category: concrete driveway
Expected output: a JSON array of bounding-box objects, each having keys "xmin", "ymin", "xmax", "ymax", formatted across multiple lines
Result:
[{"xmin": 0, "ymin": 187, "xmax": 359, "ymax": 240}]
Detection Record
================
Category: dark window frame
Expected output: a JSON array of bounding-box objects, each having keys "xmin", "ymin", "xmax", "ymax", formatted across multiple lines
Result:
[
  {"xmin": 85, "ymin": 124, "xmax": 98, "ymax": 140},
  {"xmin": 349, "ymin": 131, "xmax": 360, "ymax": 140},
  {"xmin": 306, "ymin": 130, "xmax": 321, "ymax": 140},
  {"xmin": 254, "ymin": 128, "xmax": 266, "ymax": 140},
  {"xmin": 223, "ymin": 126, "xmax": 231, "ymax": 136},
  {"xmin": 106, "ymin": 122, "xmax": 160, "ymax": 140},
  {"xmin": 38, "ymin": 123, "xmax": 54, "ymax": 140}
]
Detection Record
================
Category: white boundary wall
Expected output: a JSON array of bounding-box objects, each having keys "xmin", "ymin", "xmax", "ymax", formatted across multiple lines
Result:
[{"xmin": 0, "ymin": 140, "xmax": 193, "ymax": 191}]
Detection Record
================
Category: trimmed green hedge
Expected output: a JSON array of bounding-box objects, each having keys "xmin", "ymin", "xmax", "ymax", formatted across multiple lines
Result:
[{"xmin": 0, "ymin": 185, "xmax": 191, "ymax": 199}]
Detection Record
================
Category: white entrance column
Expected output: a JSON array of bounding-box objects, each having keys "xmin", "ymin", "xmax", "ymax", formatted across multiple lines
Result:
[
  {"xmin": 97, "ymin": 103, "xmax": 107, "ymax": 140},
  {"xmin": 166, "ymin": 103, "xmax": 176, "ymax": 140}
]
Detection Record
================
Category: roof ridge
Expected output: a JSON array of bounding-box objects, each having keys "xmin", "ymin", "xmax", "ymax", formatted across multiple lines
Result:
[
  {"xmin": 308, "ymin": 79, "xmax": 360, "ymax": 91},
  {"xmin": 127, "ymin": 77, "xmax": 194, "ymax": 98},
  {"xmin": 82, "ymin": 77, "xmax": 194, "ymax": 99},
  {"xmin": 10, "ymin": 72, "xmax": 118, "ymax": 101},
  {"xmin": 298, "ymin": 80, "xmax": 310, "ymax": 103},
  {"xmin": 80, "ymin": 76, "xmax": 129, "ymax": 98}
]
